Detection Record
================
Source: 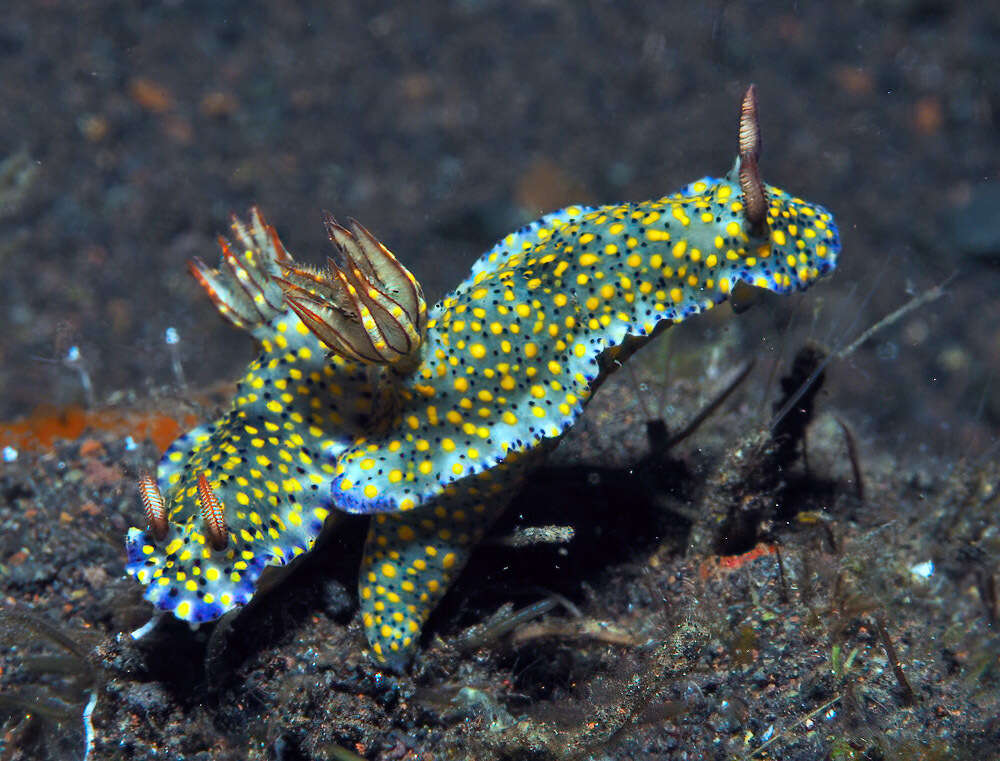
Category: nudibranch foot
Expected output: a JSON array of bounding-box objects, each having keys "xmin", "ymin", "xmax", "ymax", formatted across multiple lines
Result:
[{"xmin": 360, "ymin": 471, "xmax": 529, "ymax": 669}]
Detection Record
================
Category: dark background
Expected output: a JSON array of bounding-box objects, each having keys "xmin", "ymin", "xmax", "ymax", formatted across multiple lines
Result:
[
  {"xmin": 1, "ymin": 1, "xmax": 998, "ymax": 451},
  {"xmin": 1, "ymin": 5, "xmax": 999, "ymax": 758}
]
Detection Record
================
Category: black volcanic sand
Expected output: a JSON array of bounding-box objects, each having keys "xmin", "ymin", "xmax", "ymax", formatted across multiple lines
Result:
[{"xmin": 1, "ymin": 3, "xmax": 998, "ymax": 760}]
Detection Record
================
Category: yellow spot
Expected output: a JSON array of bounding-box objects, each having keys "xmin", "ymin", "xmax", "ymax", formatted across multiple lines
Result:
[{"xmin": 470, "ymin": 343, "xmax": 487, "ymax": 359}]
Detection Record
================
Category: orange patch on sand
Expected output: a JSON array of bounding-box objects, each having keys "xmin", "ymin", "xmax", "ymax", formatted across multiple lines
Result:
[
  {"xmin": 0, "ymin": 405, "xmax": 199, "ymax": 455},
  {"xmin": 699, "ymin": 543, "xmax": 778, "ymax": 580}
]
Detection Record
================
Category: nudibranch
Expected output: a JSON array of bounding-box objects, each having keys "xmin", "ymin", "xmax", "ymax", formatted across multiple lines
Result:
[{"xmin": 126, "ymin": 86, "xmax": 840, "ymax": 669}]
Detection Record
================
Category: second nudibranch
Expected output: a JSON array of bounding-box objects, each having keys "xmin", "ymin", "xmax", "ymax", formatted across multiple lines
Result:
[{"xmin": 126, "ymin": 86, "xmax": 840, "ymax": 669}]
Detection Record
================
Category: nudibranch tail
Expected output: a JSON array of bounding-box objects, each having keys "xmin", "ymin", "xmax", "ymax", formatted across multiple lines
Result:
[
  {"xmin": 137, "ymin": 473, "xmax": 168, "ymax": 542},
  {"xmin": 188, "ymin": 207, "xmax": 292, "ymax": 335},
  {"xmin": 276, "ymin": 218, "xmax": 427, "ymax": 372}
]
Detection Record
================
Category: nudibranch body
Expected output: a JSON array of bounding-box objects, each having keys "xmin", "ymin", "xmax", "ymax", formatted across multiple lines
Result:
[{"xmin": 126, "ymin": 87, "xmax": 840, "ymax": 668}]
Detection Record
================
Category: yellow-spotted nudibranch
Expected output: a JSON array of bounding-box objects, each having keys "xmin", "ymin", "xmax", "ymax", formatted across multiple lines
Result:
[{"xmin": 126, "ymin": 86, "xmax": 840, "ymax": 669}]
